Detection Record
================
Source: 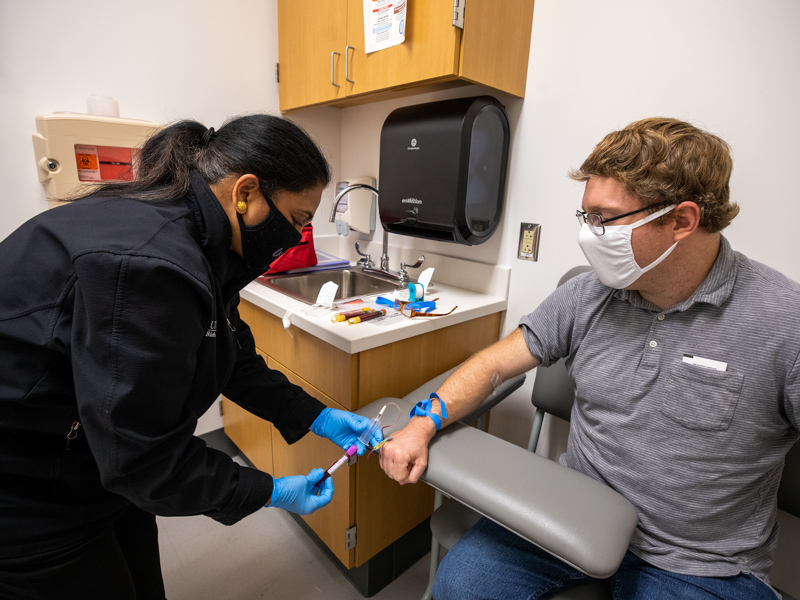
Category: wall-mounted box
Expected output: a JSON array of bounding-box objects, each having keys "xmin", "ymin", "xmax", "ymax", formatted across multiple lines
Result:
[
  {"xmin": 32, "ymin": 113, "xmax": 161, "ymax": 200},
  {"xmin": 379, "ymin": 96, "xmax": 510, "ymax": 245}
]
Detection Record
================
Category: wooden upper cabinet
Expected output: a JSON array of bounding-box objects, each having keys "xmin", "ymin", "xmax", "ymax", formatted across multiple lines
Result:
[
  {"xmin": 277, "ymin": 0, "xmax": 348, "ymax": 111},
  {"xmin": 277, "ymin": 0, "xmax": 535, "ymax": 112},
  {"xmin": 458, "ymin": 0, "xmax": 536, "ymax": 97},
  {"xmin": 344, "ymin": 0, "xmax": 461, "ymax": 97}
]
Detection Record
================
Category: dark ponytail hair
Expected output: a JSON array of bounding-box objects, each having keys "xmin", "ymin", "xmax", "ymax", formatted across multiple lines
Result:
[{"xmin": 64, "ymin": 114, "xmax": 331, "ymax": 202}]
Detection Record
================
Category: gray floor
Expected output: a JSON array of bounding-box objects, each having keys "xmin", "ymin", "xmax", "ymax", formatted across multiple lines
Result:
[{"xmin": 158, "ymin": 460, "xmax": 431, "ymax": 600}]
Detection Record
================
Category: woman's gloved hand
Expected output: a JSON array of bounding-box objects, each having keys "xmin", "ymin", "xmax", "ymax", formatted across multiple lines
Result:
[
  {"xmin": 310, "ymin": 408, "xmax": 382, "ymax": 455},
  {"xmin": 268, "ymin": 468, "xmax": 333, "ymax": 515}
]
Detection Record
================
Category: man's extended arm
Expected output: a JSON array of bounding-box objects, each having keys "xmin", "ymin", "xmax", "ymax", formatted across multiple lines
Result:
[{"xmin": 379, "ymin": 327, "xmax": 540, "ymax": 484}]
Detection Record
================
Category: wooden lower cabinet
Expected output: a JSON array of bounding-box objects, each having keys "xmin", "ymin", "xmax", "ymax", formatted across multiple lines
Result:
[
  {"xmin": 267, "ymin": 357, "xmax": 356, "ymax": 568},
  {"xmin": 223, "ymin": 300, "xmax": 502, "ymax": 569},
  {"xmin": 220, "ymin": 349, "xmax": 273, "ymax": 473}
]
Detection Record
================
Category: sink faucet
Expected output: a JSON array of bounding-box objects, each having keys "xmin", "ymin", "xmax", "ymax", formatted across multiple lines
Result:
[
  {"xmin": 361, "ymin": 230, "xmax": 425, "ymax": 284},
  {"xmin": 329, "ymin": 184, "xmax": 423, "ymax": 284}
]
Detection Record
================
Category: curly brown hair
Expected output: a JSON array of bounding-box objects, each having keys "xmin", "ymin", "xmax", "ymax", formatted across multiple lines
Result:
[{"xmin": 569, "ymin": 117, "xmax": 739, "ymax": 232}]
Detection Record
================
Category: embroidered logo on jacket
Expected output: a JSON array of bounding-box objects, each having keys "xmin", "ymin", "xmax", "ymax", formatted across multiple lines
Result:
[{"xmin": 205, "ymin": 321, "xmax": 217, "ymax": 338}]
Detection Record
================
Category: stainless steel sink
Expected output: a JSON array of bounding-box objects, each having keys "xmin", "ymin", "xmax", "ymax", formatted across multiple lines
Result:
[{"xmin": 257, "ymin": 268, "xmax": 404, "ymax": 305}]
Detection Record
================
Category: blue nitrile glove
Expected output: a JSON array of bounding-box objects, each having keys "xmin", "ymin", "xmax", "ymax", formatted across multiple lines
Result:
[
  {"xmin": 268, "ymin": 468, "xmax": 333, "ymax": 515},
  {"xmin": 310, "ymin": 408, "xmax": 383, "ymax": 455}
]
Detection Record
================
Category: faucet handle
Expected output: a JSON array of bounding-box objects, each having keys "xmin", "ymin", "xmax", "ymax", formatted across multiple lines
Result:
[
  {"xmin": 399, "ymin": 255, "xmax": 425, "ymax": 281},
  {"xmin": 355, "ymin": 242, "xmax": 374, "ymax": 268},
  {"xmin": 400, "ymin": 255, "xmax": 425, "ymax": 271}
]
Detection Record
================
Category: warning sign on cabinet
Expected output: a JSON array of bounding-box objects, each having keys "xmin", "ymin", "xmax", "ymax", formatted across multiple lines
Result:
[
  {"xmin": 75, "ymin": 144, "xmax": 139, "ymax": 182},
  {"xmin": 363, "ymin": 0, "xmax": 406, "ymax": 54}
]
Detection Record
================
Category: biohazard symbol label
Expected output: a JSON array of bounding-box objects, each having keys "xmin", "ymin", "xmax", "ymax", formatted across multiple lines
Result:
[{"xmin": 76, "ymin": 153, "xmax": 98, "ymax": 170}]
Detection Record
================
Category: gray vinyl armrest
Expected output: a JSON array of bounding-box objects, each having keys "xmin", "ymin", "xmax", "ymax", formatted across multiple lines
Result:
[{"xmin": 357, "ymin": 392, "xmax": 638, "ymax": 579}]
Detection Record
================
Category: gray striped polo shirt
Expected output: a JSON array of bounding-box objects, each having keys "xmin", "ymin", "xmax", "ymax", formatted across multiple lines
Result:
[{"xmin": 519, "ymin": 235, "xmax": 800, "ymax": 581}]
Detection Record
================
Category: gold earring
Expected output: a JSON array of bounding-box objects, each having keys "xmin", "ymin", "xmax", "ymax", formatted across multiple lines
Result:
[{"xmin": 236, "ymin": 200, "xmax": 247, "ymax": 213}]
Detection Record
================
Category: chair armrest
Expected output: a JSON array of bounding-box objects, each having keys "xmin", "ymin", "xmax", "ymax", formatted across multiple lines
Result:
[{"xmin": 356, "ymin": 396, "xmax": 638, "ymax": 579}]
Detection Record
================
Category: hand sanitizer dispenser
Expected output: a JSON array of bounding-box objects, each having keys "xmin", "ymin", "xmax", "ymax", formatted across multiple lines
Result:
[{"xmin": 334, "ymin": 176, "xmax": 377, "ymax": 236}]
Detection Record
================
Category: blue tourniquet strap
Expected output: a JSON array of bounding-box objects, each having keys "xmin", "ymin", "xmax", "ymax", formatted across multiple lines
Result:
[{"xmin": 410, "ymin": 393, "xmax": 448, "ymax": 431}]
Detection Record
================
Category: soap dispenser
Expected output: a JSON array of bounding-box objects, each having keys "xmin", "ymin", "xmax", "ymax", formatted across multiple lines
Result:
[{"xmin": 332, "ymin": 176, "xmax": 377, "ymax": 236}]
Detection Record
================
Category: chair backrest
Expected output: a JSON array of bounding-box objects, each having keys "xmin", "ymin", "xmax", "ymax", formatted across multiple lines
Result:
[
  {"xmin": 778, "ymin": 440, "xmax": 800, "ymax": 518},
  {"xmin": 557, "ymin": 265, "xmax": 593, "ymax": 287},
  {"xmin": 530, "ymin": 265, "xmax": 593, "ymax": 421},
  {"xmin": 527, "ymin": 266, "xmax": 592, "ymax": 451},
  {"xmin": 530, "ymin": 359, "xmax": 575, "ymax": 423}
]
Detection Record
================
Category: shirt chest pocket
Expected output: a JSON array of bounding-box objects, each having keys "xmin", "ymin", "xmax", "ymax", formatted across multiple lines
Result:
[{"xmin": 659, "ymin": 363, "xmax": 744, "ymax": 431}]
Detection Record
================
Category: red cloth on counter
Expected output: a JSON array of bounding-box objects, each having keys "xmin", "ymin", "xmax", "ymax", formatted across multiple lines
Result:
[{"xmin": 266, "ymin": 224, "xmax": 317, "ymax": 274}]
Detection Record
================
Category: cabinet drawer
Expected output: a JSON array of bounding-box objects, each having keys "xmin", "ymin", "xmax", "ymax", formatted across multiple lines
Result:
[{"xmin": 240, "ymin": 300, "xmax": 357, "ymax": 409}]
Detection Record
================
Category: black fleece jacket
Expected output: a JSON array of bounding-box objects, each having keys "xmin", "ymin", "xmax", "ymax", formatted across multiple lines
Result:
[{"xmin": 0, "ymin": 173, "xmax": 325, "ymax": 557}]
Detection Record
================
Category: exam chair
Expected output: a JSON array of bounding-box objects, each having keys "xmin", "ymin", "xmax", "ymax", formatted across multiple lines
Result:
[
  {"xmin": 421, "ymin": 359, "xmax": 625, "ymax": 600},
  {"xmin": 357, "ymin": 266, "xmax": 639, "ymax": 600},
  {"xmin": 356, "ymin": 359, "xmax": 636, "ymax": 600}
]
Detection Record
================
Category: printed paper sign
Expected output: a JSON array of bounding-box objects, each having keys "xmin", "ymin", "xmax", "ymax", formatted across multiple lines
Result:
[{"xmin": 363, "ymin": 0, "xmax": 406, "ymax": 54}]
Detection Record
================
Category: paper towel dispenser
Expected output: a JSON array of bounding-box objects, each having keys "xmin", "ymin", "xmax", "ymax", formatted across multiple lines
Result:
[{"xmin": 378, "ymin": 96, "xmax": 510, "ymax": 245}]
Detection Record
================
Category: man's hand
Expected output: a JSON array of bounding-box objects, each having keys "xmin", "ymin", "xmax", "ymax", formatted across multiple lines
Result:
[{"xmin": 378, "ymin": 417, "xmax": 437, "ymax": 484}]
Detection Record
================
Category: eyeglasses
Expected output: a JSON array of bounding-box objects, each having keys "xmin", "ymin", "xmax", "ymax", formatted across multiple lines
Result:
[
  {"xmin": 576, "ymin": 200, "xmax": 673, "ymax": 236},
  {"xmin": 392, "ymin": 298, "xmax": 458, "ymax": 318}
]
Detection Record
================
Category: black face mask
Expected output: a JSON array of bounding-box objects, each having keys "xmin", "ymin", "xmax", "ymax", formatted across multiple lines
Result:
[{"xmin": 237, "ymin": 196, "xmax": 302, "ymax": 273}]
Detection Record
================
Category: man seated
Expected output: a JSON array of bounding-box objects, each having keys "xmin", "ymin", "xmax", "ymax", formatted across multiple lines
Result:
[{"xmin": 379, "ymin": 117, "xmax": 799, "ymax": 600}]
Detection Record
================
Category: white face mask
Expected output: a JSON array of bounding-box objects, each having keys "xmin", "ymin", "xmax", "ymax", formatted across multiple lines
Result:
[{"xmin": 578, "ymin": 204, "xmax": 678, "ymax": 289}]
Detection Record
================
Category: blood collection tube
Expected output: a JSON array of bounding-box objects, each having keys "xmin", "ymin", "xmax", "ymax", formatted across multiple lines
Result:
[
  {"xmin": 331, "ymin": 307, "xmax": 371, "ymax": 322},
  {"xmin": 312, "ymin": 445, "xmax": 358, "ymax": 494},
  {"xmin": 348, "ymin": 309, "xmax": 386, "ymax": 325}
]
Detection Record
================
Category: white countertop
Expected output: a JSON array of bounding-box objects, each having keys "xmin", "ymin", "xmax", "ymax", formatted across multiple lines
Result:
[{"xmin": 240, "ymin": 273, "xmax": 507, "ymax": 355}]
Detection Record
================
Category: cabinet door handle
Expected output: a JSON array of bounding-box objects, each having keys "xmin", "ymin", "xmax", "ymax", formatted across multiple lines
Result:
[
  {"xmin": 330, "ymin": 51, "xmax": 341, "ymax": 88},
  {"xmin": 345, "ymin": 45, "xmax": 355, "ymax": 83}
]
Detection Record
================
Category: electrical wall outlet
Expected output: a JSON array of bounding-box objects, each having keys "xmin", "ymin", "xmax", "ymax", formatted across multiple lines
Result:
[{"xmin": 517, "ymin": 223, "xmax": 541, "ymax": 261}]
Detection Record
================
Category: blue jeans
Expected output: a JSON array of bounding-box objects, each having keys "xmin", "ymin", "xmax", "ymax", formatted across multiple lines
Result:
[{"xmin": 432, "ymin": 518, "xmax": 778, "ymax": 600}]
